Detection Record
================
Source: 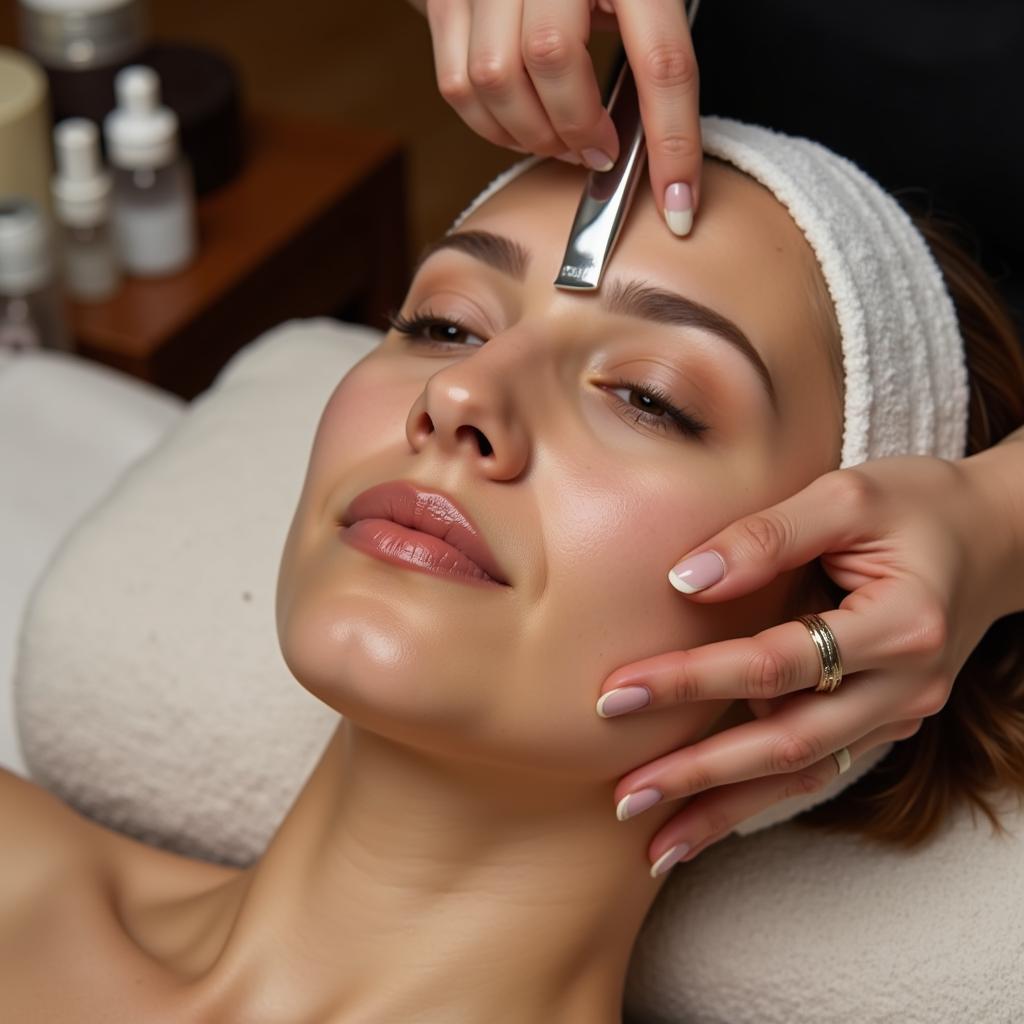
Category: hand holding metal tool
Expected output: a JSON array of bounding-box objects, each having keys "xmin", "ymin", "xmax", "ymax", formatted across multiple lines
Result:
[{"xmin": 554, "ymin": 0, "xmax": 704, "ymax": 292}]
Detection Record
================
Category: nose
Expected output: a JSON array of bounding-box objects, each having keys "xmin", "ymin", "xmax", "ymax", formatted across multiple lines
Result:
[{"xmin": 405, "ymin": 357, "xmax": 530, "ymax": 480}]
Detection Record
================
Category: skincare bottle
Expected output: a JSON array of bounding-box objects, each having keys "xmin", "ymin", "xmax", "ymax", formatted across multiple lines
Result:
[
  {"xmin": 103, "ymin": 63, "xmax": 197, "ymax": 277},
  {"xmin": 51, "ymin": 117, "xmax": 121, "ymax": 302},
  {"xmin": 0, "ymin": 196, "xmax": 73, "ymax": 352}
]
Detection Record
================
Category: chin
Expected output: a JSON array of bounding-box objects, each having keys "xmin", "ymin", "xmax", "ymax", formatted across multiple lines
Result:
[{"xmin": 277, "ymin": 587, "xmax": 494, "ymax": 741}]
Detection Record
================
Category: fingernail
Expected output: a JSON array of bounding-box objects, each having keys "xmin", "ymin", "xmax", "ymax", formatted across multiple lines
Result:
[
  {"xmin": 581, "ymin": 147, "xmax": 615, "ymax": 172},
  {"xmin": 616, "ymin": 787, "xmax": 663, "ymax": 821},
  {"xmin": 596, "ymin": 685, "xmax": 651, "ymax": 718},
  {"xmin": 650, "ymin": 842, "xmax": 690, "ymax": 878},
  {"xmin": 664, "ymin": 182, "xmax": 693, "ymax": 236},
  {"xmin": 668, "ymin": 550, "xmax": 726, "ymax": 594},
  {"xmin": 555, "ymin": 151, "xmax": 583, "ymax": 165}
]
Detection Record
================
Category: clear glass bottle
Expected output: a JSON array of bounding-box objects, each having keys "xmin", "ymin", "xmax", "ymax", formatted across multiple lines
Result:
[
  {"xmin": 51, "ymin": 117, "xmax": 122, "ymax": 301},
  {"xmin": 0, "ymin": 197, "xmax": 72, "ymax": 353},
  {"xmin": 58, "ymin": 218, "xmax": 121, "ymax": 300},
  {"xmin": 103, "ymin": 64, "xmax": 196, "ymax": 277}
]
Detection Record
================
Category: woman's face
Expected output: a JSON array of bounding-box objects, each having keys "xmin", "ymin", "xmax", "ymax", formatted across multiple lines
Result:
[{"xmin": 276, "ymin": 158, "xmax": 843, "ymax": 782}]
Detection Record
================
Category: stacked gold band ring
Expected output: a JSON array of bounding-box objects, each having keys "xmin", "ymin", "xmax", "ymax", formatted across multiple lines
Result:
[
  {"xmin": 796, "ymin": 613, "xmax": 850, "ymax": 774},
  {"xmin": 797, "ymin": 612, "xmax": 844, "ymax": 693}
]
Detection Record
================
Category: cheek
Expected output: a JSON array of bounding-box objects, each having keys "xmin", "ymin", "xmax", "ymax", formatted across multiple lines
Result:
[
  {"xmin": 310, "ymin": 360, "xmax": 411, "ymax": 470},
  {"xmin": 501, "ymin": 458, "xmax": 806, "ymax": 780}
]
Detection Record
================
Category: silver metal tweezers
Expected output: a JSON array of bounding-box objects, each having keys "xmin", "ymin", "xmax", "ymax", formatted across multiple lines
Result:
[{"xmin": 553, "ymin": 0, "xmax": 703, "ymax": 291}]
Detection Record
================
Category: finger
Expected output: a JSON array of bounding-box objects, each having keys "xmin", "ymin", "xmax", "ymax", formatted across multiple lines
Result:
[
  {"xmin": 521, "ymin": 0, "xmax": 619, "ymax": 167},
  {"xmin": 612, "ymin": 0, "xmax": 702, "ymax": 236},
  {"xmin": 613, "ymin": 670, "xmax": 896, "ymax": 809},
  {"xmin": 427, "ymin": 0, "xmax": 523, "ymax": 149},
  {"xmin": 665, "ymin": 468, "xmax": 881, "ymax": 602},
  {"xmin": 597, "ymin": 607, "xmax": 878, "ymax": 713},
  {"xmin": 465, "ymin": 0, "xmax": 571, "ymax": 156},
  {"xmin": 646, "ymin": 717, "xmax": 924, "ymax": 875}
]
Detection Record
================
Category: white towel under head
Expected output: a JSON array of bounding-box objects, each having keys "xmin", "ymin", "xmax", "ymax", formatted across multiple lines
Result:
[{"xmin": 449, "ymin": 115, "xmax": 971, "ymax": 471}]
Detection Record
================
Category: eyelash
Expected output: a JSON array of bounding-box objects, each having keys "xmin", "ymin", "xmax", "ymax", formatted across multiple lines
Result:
[{"xmin": 386, "ymin": 308, "xmax": 711, "ymax": 441}]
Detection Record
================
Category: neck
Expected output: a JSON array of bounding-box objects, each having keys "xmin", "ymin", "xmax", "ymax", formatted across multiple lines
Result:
[{"xmin": 177, "ymin": 717, "xmax": 681, "ymax": 1023}]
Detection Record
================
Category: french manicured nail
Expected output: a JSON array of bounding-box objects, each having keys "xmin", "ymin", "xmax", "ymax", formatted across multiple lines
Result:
[
  {"xmin": 581, "ymin": 147, "xmax": 615, "ymax": 172},
  {"xmin": 555, "ymin": 151, "xmax": 583, "ymax": 165},
  {"xmin": 596, "ymin": 685, "xmax": 651, "ymax": 718},
  {"xmin": 668, "ymin": 550, "xmax": 726, "ymax": 594},
  {"xmin": 663, "ymin": 182, "xmax": 693, "ymax": 236},
  {"xmin": 650, "ymin": 842, "xmax": 690, "ymax": 878},
  {"xmin": 616, "ymin": 787, "xmax": 663, "ymax": 821}
]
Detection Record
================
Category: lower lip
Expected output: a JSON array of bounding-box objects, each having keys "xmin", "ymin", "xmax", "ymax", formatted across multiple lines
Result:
[{"xmin": 339, "ymin": 518, "xmax": 505, "ymax": 587}]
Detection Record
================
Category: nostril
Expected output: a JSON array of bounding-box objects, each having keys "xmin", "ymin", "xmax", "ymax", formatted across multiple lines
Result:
[
  {"xmin": 414, "ymin": 411, "xmax": 435, "ymax": 442},
  {"xmin": 456, "ymin": 425, "xmax": 493, "ymax": 457},
  {"xmin": 476, "ymin": 429, "xmax": 494, "ymax": 457}
]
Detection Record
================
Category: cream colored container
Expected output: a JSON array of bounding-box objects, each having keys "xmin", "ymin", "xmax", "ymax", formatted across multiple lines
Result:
[{"xmin": 0, "ymin": 47, "xmax": 54, "ymax": 221}]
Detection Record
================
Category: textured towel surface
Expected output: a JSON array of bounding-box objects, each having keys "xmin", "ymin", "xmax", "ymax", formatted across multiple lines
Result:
[
  {"xmin": 0, "ymin": 348, "xmax": 183, "ymax": 775},
  {"xmin": 13, "ymin": 319, "xmax": 1022, "ymax": 1020},
  {"xmin": 624, "ymin": 790, "xmax": 1024, "ymax": 1024}
]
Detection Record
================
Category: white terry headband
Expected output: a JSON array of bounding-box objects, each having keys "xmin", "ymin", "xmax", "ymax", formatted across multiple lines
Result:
[{"xmin": 449, "ymin": 114, "xmax": 971, "ymax": 471}]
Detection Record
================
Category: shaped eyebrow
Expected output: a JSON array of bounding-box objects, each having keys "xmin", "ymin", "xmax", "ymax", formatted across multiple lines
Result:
[{"xmin": 413, "ymin": 228, "xmax": 778, "ymax": 413}]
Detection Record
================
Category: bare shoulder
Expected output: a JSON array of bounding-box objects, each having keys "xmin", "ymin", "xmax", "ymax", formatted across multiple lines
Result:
[
  {"xmin": 0, "ymin": 766, "xmax": 92, "ymax": 858},
  {"xmin": 0, "ymin": 768, "xmax": 206, "ymax": 1021},
  {"xmin": 0, "ymin": 768, "xmax": 253, "ymax": 1024},
  {"xmin": 0, "ymin": 766, "xmax": 240, "ymax": 901},
  {"xmin": 0, "ymin": 767, "xmax": 101, "ymax": 899}
]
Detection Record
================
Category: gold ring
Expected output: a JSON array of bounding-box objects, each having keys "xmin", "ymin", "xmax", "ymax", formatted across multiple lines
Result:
[
  {"xmin": 796, "ymin": 613, "xmax": 844, "ymax": 693},
  {"xmin": 832, "ymin": 746, "xmax": 852, "ymax": 774}
]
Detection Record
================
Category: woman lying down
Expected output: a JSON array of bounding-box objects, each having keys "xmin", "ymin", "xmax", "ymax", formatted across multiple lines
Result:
[{"xmin": 2, "ymin": 117, "xmax": 1023, "ymax": 1022}]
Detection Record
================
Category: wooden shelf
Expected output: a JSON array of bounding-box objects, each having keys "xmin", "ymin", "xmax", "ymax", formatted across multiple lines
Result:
[{"xmin": 69, "ymin": 108, "xmax": 409, "ymax": 398}]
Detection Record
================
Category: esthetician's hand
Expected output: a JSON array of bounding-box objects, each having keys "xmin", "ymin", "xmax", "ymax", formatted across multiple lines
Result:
[
  {"xmin": 596, "ymin": 451, "xmax": 1024, "ymax": 874},
  {"xmin": 408, "ymin": 0, "xmax": 703, "ymax": 236}
]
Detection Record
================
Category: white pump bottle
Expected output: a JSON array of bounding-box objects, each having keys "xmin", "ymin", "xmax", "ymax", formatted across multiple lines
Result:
[{"xmin": 103, "ymin": 64, "xmax": 197, "ymax": 277}]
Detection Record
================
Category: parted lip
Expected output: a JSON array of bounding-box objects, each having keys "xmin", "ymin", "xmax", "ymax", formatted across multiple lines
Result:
[{"xmin": 339, "ymin": 479, "xmax": 510, "ymax": 585}]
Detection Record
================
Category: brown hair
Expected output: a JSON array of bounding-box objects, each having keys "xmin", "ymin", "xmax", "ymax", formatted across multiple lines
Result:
[{"xmin": 798, "ymin": 213, "xmax": 1024, "ymax": 848}]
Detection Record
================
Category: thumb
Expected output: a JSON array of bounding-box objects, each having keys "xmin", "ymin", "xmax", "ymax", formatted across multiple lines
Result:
[{"xmin": 666, "ymin": 471, "xmax": 869, "ymax": 601}]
